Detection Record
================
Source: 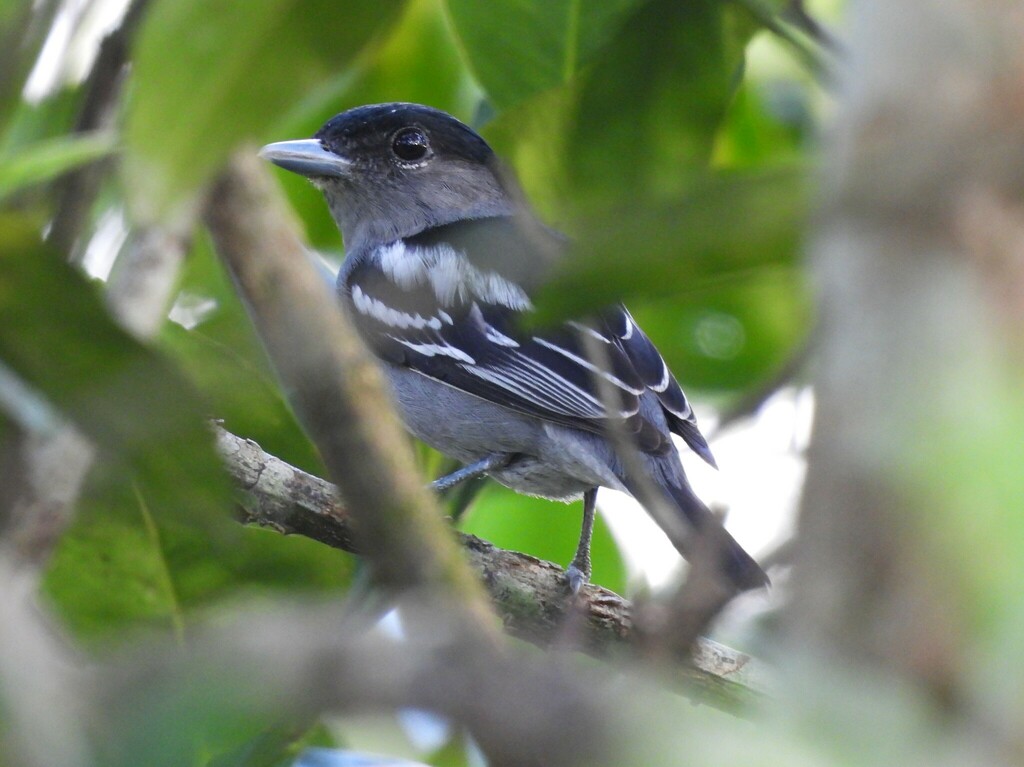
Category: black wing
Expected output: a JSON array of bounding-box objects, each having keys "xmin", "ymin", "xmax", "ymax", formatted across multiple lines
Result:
[
  {"xmin": 341, "ymin": 216, "xmax": 715, "ymax": 464},
  {"xmin": 599, "ymin": 307, "xmax": 716, "ymax": 467}
]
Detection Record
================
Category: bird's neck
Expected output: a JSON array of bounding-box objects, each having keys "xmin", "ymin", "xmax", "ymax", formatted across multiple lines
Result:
[{"xmin": 334, "ymin": 199, "xmax": 513, "ymax": 255}]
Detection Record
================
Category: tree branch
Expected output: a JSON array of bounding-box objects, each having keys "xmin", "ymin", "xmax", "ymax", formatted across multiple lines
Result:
[
  {"xmin": 215, "ymin": 425, "xmax": 768, "ymax": 709},
  {"xmin": 105, "ymin": 225, "xmax": 188, "ymax": 338}
]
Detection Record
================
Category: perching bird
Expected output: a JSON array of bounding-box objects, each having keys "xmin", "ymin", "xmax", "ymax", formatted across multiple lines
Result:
[{"xmin": 261, "ymin": 103, "xmax": 767, "ymax": 593}]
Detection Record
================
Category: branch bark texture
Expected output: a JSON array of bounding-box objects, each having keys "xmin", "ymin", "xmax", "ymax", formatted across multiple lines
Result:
[{"xmin": 215, "ymin": 426, "xmax": 767, "ymax": 708}]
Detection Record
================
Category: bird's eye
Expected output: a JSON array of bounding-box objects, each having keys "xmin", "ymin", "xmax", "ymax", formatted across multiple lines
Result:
[{"xmin": 391, "ymin": 127, "xmax": 430, "ymax": 163}]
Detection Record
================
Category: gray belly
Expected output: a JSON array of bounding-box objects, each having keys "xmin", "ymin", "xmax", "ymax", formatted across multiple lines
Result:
[{"xmin": 381, "ymin": 366, "xmax": 624, "ymax": 500}]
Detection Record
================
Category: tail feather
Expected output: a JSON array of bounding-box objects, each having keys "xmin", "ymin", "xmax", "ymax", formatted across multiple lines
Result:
[
  {"xmin": 665, "ymin": 480, "xmax": 768, "ymax": 591},
  {"xmin": 624, "ymin": 473, "xmax": 768, "ymax": 592}
]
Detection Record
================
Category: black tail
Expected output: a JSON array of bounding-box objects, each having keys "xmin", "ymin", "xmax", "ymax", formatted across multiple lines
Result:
[{"xmin": 625, "ymin": 474, "xmax": 769, "ymax": 592}]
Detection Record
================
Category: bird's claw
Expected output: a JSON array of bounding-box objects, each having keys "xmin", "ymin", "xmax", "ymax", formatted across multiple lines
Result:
[{"xmin": 565, "ymin": 563, "xmax": 589, "ymax": 595}]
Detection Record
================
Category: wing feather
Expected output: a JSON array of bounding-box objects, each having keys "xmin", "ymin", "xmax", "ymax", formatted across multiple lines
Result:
[{"xmin": 341, "ymin": 219, "xmax": 714, "ymax": 463}]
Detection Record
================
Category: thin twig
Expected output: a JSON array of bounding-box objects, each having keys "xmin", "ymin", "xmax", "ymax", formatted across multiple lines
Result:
[
  {"xmin": 782, "ymin": 0, "xmax": 843, "ymax": 54},
  {"xmin": 0, "ymin": 0, "xmax": 60, "ymax": 120},
  {"xmin": 731, "ymin": 0, "xmax": 836, "ymax": 82},
  {"xmin": 105, "ymin": 225, "xmax": 188, "ymax": 338},
  {"xmin": 49, "ymin": 0, "xmax": 152, "ymax": 259}
]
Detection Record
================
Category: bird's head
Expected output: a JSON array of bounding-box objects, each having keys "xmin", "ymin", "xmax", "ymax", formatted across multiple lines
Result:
[{"xmin": 261, "ymin": 103, "xmax": 516, "ymax": 249}]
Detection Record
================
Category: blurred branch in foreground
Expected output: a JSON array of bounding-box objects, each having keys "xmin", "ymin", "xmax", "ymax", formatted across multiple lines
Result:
[
  {"xmin": 98, "ymin": 600, "xmax": 615, "ymax": 767},
  {"xmin": 203, "ymin": 150, "xmax": 500, "ymax": 640},
  {"xmin": 0, "ymin": 557, "xmax": 89, "ymax": 767},
  {"xmin": 790, "ymin": 0, "xmax": 1024, "ymax": 756}
]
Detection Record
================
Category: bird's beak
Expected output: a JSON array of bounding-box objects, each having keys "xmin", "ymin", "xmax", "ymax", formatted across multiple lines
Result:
[{"xmin": 259, "ymin": 139, "xmax": 351, "ymax": 178}]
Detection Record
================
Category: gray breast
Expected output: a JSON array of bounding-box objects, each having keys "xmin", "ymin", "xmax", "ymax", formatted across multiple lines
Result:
[{"xmin": 380, "ymin": 365, "xmax": 624, "ymax": 501}]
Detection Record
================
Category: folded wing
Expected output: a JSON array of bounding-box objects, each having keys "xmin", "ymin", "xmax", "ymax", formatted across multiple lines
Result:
[{"xmin": 341, "ymin": 216, "xmax": 715, "ymax": 464}]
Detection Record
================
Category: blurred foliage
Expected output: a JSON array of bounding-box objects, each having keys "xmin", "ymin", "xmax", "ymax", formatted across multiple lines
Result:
[
  {"xmin": 0, "ymin": 0, "xmax": 826, "ymax": 764},
  {"xmin": 45, "ymin": 481, "xmax": 353, "ymax": 643},
  {"xmin": 122, "ymin": 0, "xmax": 406, "ymax": 224},
  {"xmin": 445, "ymin": 0, "xmax": 641, "ymax": 110},
  {"xmin": 0, "ymin": 216, "xmax": 231, "ymax": 528},
  {"xmin": 567, "ymin": 0, "xmax": 738, "ymax": 204},
  {"xmin": 165, "ymin": 231, "xmax": 326, "ymax": 475},
  {"xmin": 0, "ymin": 130, "xmax": 113, "ymax": 202}
]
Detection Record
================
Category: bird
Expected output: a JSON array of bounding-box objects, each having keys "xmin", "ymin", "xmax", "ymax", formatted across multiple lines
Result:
[{"xmin": 260, "ymin": 102, "xmax": 767, "ymax": 593}]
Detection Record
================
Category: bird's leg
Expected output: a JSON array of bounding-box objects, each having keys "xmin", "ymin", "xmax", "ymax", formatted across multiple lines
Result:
[
  {"xmin": 566, "ymin": 488, "xmax": 598, "ymax": 594},
  {"xmin": 430, "ymin": 452, "xmax": 510, "ymax": 492}
]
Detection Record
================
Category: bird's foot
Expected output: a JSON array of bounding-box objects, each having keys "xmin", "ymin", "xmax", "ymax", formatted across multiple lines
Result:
[
  {"xmin": 429, "ymin": 453, "xmax": 510, "ymax": 493},
  {"xmin": 565, "ymin": 558, "xmax": 591, "ymax": 595}
]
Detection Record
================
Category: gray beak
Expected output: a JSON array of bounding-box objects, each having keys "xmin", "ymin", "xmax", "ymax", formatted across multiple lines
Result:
[{"xmin": 259, "ymin": 139, "xmax": 351, "ymax": 178}]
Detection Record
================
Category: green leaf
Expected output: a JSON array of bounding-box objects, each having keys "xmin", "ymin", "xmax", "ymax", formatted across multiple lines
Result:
[
  {"xmin": 43, "ymin": 231, "xmax": 352, "ymax": 640},
  {"xmin": 536, "ymin": 167, "xmax": 807, "ymax": 321},
  {"xmin": 206, "ymin": 723, "xmax": 323, "ymax": 767},
  {"xmin": 0, "ymin": 86, "xmax": 84, "ymax": 155},
  {"xmin": 0, "ymin": 131, "xmax": 114, "ymax": 202},
  {"xmin": 163, "ymin": 232, "xmax": 325, "ymax": 475},
  {"xmin": 712, "ymin": 82, "xmax": 808, "ymax": 168},
  {"xmin": 481, "ymin": 84, "xmax": 577, "ymax": 222},
  {"xmin": 123, "ymin": 0, "xmax": 404, "ymax": 224},
  {"xmin": 0, "ymin": 215, "xmax": 232, "ymax": 535},
  {"xmin": 43, "ymin": 485, "xmax": 187, "ymax": 641},
  {"xmin": 425, "ymin": 733, "xmax": 475, "ymax": 767},
  {"xmin": 45, "ymin": 481, "xmax": 354, "ymax": 642},
  {"xmin": 340, "ymin": 0, "xmax": 478, "ymax": 120},
  {"xmin": 567, "ymin": 0, "xmax": 739, "ymax": 205},
  {"xmin": 445, "ymin": 0, "xmax": 642, "ymax": 110}
]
